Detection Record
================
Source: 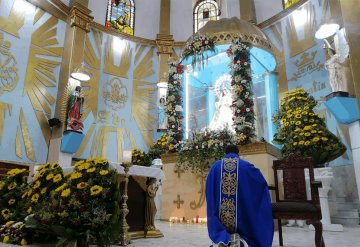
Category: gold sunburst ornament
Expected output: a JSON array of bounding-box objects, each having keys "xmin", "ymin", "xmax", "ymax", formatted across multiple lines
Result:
[
  {"xmin": 0, "ymin": 32, "xmax": 18, "ymax": 95},
  {"xmin": 103, "ymin": 77, "xmax": 128, "ymax": 110}
]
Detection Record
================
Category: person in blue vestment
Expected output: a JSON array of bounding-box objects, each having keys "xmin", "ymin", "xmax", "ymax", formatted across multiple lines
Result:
[{"xmin": 206, "ymin": 145, "xmax": 274, "ymax": 247}]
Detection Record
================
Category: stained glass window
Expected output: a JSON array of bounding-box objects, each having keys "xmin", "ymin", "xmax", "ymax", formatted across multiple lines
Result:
[
  {"xmin": 194, "ymin": 0, "xmax": 219, "ymax": 33},
  {"xmin": 283, "ymin": 0, "xmax": 300, "ymax": 9},
  {"xmin": 106, "ymin": 0, "xmax": 135, "ymax": 35}
]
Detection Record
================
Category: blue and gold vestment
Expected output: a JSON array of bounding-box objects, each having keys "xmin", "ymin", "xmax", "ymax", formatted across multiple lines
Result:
[{"xmin": 206, "ymin": 153, "xmax": 274, "ymax": 247}]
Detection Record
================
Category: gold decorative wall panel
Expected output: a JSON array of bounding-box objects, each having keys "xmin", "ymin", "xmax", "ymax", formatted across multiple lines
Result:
[
  {"xmin": 0, "ymin": 32, "xmax": 18, "ymax": 95},
  {"xmin": 19, "ymin": 109, "xmax": 36, "ymax": 162},
  {"xmin": 0, "ymin": 102, "xmax": 11, "ymax": 144},
  {"xmin": 15, "ymin": 127, "xmax": 22, "ymax": 158},
  {"xmin": 0, "ymin": 0, "xmax": 26, "ymax": 37},
  {"xmin": 104, "ymin": 37, "xmax": 132, "ymax": 78},
  {"xmin": 83, "ymin": 29, "xmax": 102, "ymax": 121},
  {"xmin": 286, "ymin": 3, "xmax": 316, "ymax": 57},
  {"xmin": 24, "ymin": 14, "xmax": 63, "ymax": 144}
]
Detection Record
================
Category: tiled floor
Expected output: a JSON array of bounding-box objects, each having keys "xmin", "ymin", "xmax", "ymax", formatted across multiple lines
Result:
[
  {"xmin": 129, "ymin": 221, "xmax": 360, "ymax": 247},
  {"xmin": 1, "ymin": 221, "xmax": 360, "ymax": 246}
]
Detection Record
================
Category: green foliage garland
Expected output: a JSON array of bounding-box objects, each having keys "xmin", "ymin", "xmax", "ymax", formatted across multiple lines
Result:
[{"xmin": 227, "ymin": 39, "xmax": 256, "ymax": 145}]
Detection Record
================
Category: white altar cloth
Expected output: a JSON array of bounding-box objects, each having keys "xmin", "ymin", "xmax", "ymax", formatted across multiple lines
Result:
[{"xmin": 62, "ymin": 163, "xmax": 165, "ymax": 181}]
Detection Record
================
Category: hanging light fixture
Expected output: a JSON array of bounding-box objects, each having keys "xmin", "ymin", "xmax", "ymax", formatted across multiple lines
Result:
[{"xmin": 71, "ymin": 63, "xmax": 91, "ymax": 82}]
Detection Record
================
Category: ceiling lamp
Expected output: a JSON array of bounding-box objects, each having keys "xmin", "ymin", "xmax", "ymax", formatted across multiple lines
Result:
[
  {"xmin": 315, "ymin": 21, "xmax": 340, "ymax": 39},
  {"xmin": 71, "ymin": 64, "xmax": 91, "ymax": 82}
]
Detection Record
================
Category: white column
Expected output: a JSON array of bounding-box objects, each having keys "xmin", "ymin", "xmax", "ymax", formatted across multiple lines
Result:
[{"xmin": 349, "ymin": 121, "xmax": 360, "ymax": 202}]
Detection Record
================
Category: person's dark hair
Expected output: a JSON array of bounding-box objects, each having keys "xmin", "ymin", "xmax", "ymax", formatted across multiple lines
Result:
[
  {"xmin": 225, "ymin": 144, "xmax": 239, "ymax": 154},
  {"xmin": 75, "ymin": 86, "xmax": 81, "ymax": 92}
]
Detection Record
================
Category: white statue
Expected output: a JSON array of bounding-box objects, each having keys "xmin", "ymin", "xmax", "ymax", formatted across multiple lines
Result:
[
  {"xmin": 324, "ymin": 29, "xmax": 350, "ymax": 93},
  {"xmin": 209, "ymin": 87, "xmax": 234, "ymax": 132},
  {"xmin": 325, "ymin": 53, "xmax": 346, "ymax": 92}
]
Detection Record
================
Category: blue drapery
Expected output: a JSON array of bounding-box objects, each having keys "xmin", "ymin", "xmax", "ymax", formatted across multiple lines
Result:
[{"xmin": 206, "ymin": 153, "xmax": 274, "ymax": 247}]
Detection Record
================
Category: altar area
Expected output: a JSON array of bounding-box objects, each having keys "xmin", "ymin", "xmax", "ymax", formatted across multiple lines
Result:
[{"xmin": 160, "ymin": 18, "xmax": 281, "ymax": 221}]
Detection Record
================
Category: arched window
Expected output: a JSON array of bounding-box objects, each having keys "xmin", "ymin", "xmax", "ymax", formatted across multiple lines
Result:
[
  {"xmin": 194, "ymin": 0, "xmax": 219, "ymax": 33},
  {"xmin": 106, "ymin": 0, "xmax": 135, "ymax": 35},
  {"xmin": 283, "ymin": 0, "xmax": 300, "ymax": 9}
]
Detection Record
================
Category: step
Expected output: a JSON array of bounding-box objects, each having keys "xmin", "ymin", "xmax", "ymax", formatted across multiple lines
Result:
[
  {"xmin": 337, "ymin": 209, "xmax": 360, "ymax": 218},
  {"xmin": 332, "ymin": 215, "xmax": 359, "ymax": 227},
  {"xmin": 336, "ymin": 201, "xmax": 359, "ymax": 211}
]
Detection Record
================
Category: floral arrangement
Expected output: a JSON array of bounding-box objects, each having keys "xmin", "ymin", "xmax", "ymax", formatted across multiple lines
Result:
[
  {"xmin": 227, "ymin": 39, "xmax": 255, "ymax": 145},
  {"xmin": 0, "ymin": 221, "xmax": 28, "ymax": 245},
  {"xmin": 182, "ymin": 35, "xmax": 216, "ymax": 68},
  {"xmin": 148, "ymin": 134, "xmax": 168, "ymax": 159},
  {"xmin": 176, "ymin": 128, "xmax": 239, "ymax": 175},
  {"xmin": 166, "ymin": 61, "xmax": 185, "ymax": 152},
  {"xmin": 0, "ymin": 168, "xmax": 28, "ymax": 224},
  {"xmin": 273, "ymin": 88, "xmax": 346, "ymax": 167},
  {"xmin": 132, "ymin": 148, "xmax": 152, "ymax": 167},
  {"xmin": 24, "ymin": 162, "xmax": 64, "ymax": 215},
  {"xmin": 27, "ymin": 158, "xmax": 121, "ymax": 246}
]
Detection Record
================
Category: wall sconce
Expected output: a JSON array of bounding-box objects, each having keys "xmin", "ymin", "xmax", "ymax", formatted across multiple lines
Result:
[{"xmin": 71, "ymin": 63, "xmax": 91, "ymax": 82}]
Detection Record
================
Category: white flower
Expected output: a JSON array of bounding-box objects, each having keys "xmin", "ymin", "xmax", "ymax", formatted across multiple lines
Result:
[
  {"xmin": 237, "ymin": 109, "xmax": 241, "ymax": 113},
  {"xmin": 172, "ymin": 125, "xmax": 175, "ymax": 128},
  {"xmin": 246, "ymin": 108, "xmax": 250, "ymax": 112},
  {"xmin": 241, "ymin": 80, "xmax": 247, "ymax": 84},
  {"xmin": 175, "ymin": 105, "xmax": 183, "ymax": 112},
  {"xmin": 195, "ymin": 146, "xmax": 198, "ymax": 149},
  {"xmin": 244, "ymin": 62, "xmax": 248, "ymax": 66}
]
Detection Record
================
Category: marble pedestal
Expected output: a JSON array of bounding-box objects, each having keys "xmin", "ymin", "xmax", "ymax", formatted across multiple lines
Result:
[
  {"xmin": 309, "ymin": 167, "xmax": 343, "ymax": 232},
  {"xmin": 160, "ymin": 142, "xmax": 280, "ymax": 221}
]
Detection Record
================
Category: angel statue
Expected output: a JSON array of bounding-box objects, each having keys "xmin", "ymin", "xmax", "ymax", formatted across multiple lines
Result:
[
  {"xmin": 67, "ymin": 86, "xmax": 84, "ymax": 132},
  {"xmin": 324, "ymin": 29, "xmax": 350, "ymax": 93}
]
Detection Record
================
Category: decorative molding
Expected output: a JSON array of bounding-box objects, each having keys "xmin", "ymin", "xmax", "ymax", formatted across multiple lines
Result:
[
  {"xmin": 239, "ymin": 142, "xmax": 281, "ymax": 158},
  {"xmin": 156, "ymin": 34, "xmax": 174, "ymax": 55},
  {"xmin": 258, "ymin": 0, "xmax": 309, "ymax": 29},
  {"xmin": 91, "ymin": 22, "xmax": 156, "ymax": 46},
  {"xmin": 28, "ymin": 0, "xmax": 70, "ymax": 21},
  {"xmin": 69, "ymin": 3, "xmax": 93, "ymax": 32}
]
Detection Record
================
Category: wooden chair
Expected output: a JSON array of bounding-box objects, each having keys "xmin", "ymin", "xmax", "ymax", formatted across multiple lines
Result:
[{"xmin": 271, "ymin": 154, "xmax": 325, "ymax": 247}]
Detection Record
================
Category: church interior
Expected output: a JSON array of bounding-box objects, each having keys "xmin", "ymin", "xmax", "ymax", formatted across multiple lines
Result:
[{"xmin": 0, "ymin": 0, "xmax": 360, "ymax": 246}]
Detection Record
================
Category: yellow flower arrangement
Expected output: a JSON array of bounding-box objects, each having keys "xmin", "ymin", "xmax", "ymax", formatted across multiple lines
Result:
[
  {"xmin": 8, "ymin": 182, "xmax": 17, "ymax": 190},
  {"xmin": 3, "ymin": 235, "xmax": 10, "ymax": 243},
  {"xmin": 90, "ymin": 185, "xmax": 103, "ymax": 196},
  {"xmin": 6, "ymin": 168, "xmax": 27, "ymax": 177},
  {"xmin": 55, "ymin": 183, "xmax": 67, "ymax": 192},
  {"xmin": 1, "ymin": 209, "xmax": 10, "ymax": 218},
  {"xmin": 86, "ymin": 167, "xmax": 96, "ymax": 173},
  {"xmin": 46, "ymin": 173, "xmax": 54, "ymax": 181},
  {"xmin": 70, "ymin": 172, "xmax": 82, "ymax": 180},
  {"xmin": 26, "ymin": 207, "xmax": 32, "ymax": 214},
  {"xmin": 273, "ymin": 88, "xmax": 346, "ymax": 167},
  {"xmin": 0, "ymin": 181, "xmax": 5, "ymax": 190},
  {"xmin": 99, "ymin": 170, "xmax": 109, "ymax": 176},
  {"xmin": 31, "ymin": 193, "xmax": 39, "ymax": 203},
  {"xmin": 20, "ymin": 238, "xmax": 27, "ymax": 246},
  {"xmin": 33, "ymin": 180, "xmax": 41, "ymax": 189},
  {"xmin": 61, "ymin": 188, "xmax": 71, "ymax": 197},
  {"xmin": 5, "ymin": 221, "xmax": 14, "ymax": 227},
  {"xmin": 51, "ymin": 162, "xmax": 60, "ymax": 169},
  {"xmin": 41, "ymin": 188, "xmax": 47, "ymax": 194},
  {"xmin": 8, "ymin": 199, "xmax": 16, "ymax": 205},
  {"xmin": 77, "ymin": 182, "xmax": 88, "ymax": 189},
  {"xmin": 53, "ymin": 174, "xmax": 62, "ymax": 183}
]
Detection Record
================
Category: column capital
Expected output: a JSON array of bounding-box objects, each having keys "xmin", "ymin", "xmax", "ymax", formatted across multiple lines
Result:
[
  {"xmin": 69, "ymin": 3, "xmax": 93, "ymax": 32},
  {"xmin": 156, "ymin": 34, "xmax": 174, "ymax": 55}
]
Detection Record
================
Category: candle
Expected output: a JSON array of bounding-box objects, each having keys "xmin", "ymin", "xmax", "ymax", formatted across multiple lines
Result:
[
  {"xmin": 123, "ymin": 151, "xmax": 132, "ymax": 164},
  {"xmin": 196, "ymin": 215, "xmax": 199, "ymax": 223},
  {"xmin": 187, "ymin": 220, "xmax": 190, "ymax": 224}
]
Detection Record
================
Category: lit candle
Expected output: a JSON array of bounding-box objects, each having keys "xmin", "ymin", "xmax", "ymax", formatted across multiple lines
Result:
[{"xmin": 123, "ymin": 151, "xmax": 132, "ymax": 164}]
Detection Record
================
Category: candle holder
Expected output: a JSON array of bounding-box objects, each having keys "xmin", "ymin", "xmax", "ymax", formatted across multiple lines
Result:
[{"xmin": 118, "ymin": 162, "xmax": 132, "ymax": 246}]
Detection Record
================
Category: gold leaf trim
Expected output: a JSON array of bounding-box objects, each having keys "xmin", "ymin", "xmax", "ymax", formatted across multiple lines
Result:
[
  {"xmin": 133, "ymin": 48, "xmax": 154, "ymax": 80},
  {"xmin": 15, "ymin": 127, "xmax": 22, "ymax": 158},
  {"xmin": 19, "ymin": 109, "xmax": 36, "ymax": 162},
  {"xmin": 33, "ymin": 8, "xmax": 45, "ymax": 24}
]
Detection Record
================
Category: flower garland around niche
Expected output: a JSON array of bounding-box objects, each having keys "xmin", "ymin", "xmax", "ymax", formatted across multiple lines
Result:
[
  {"xmin": 227, "ymin": 39, "xmax": 255, "ymax": 145},
  {"xmin": 166, "ymin": 61, "xmax": 185, "ymax": 152},
  {"xmin": 182, "ymin": 35, "xmax": 216, "ymax": 69}
]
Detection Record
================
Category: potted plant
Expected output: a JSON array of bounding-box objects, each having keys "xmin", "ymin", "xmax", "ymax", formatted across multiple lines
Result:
[{"xmin": 272, "ymin": 88, "xmax": 346, "ymax": 167}]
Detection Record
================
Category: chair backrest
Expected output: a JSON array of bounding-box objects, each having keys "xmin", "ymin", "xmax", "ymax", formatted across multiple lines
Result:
[{"xmin": 273, "ymin": 153, "xmax": 316, "ymax": 203}]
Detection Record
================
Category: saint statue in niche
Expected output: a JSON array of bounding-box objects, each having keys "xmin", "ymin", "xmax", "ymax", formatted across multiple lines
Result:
[
  {"xmin": 158, "ymin": 96, "xmax": 167, "ymax": 130},
  {"xmin": 209, "ymin": 75, "xmax": 234, "ymax": 132},
  {"xmin": 67, "ymin": 86, "xmax": 84, "ymax": 132}
]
